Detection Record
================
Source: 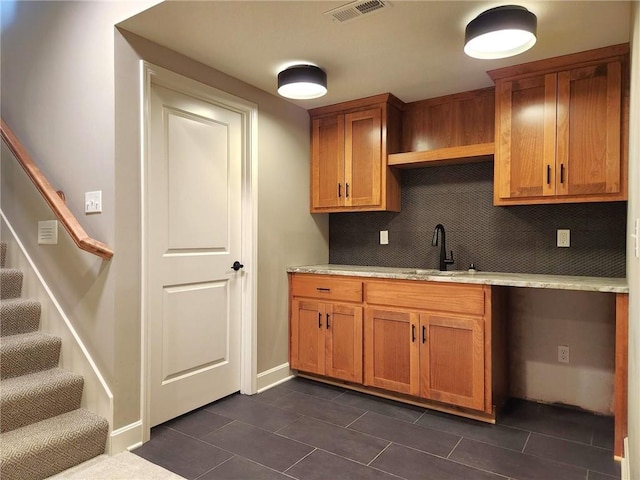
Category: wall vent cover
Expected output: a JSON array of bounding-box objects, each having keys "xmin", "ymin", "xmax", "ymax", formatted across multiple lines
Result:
[
  {"xmin": 324, "ymin": 0, "xmax": 390, "ymax": 23},
  {"xmin": 38, "ymin": 220, "xmax": 58, "ymax": 245}
]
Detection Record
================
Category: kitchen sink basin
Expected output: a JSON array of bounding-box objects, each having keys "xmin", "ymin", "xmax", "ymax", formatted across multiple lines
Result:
[{"xmin": 405, "ymin": 269, "xmax": 467, "ymax": 276}]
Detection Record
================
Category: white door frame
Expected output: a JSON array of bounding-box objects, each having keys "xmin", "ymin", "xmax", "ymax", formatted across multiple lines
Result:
[{"xmin": 140, "ymin": 62, "xmax": 258, "ymax": 441}]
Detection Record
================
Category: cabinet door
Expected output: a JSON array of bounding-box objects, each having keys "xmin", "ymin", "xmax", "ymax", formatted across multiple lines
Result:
[
  {"xmin": 495, "ymin": 74, "xmax": 557, "ymax": 201},
  {"xmin": 325, "ymin": 304, "xmax": 363, "ymax": 383},
  {"xmin": 344, "ymin": 108, "xmax": 382, "ymax": 208},
  {"xmin": 556, "ymin": 61, "xmax": 622, "ymax": 196},
  {"xmin": 419, "ymin": 313, "xmax": 484, "ymax": 410},
  {"xmin": 290, "ymin": 299, "xmax": 325, "ymax": 375},
  {"xmin": 364, "ymin": 308, "xmax": 419, "ymax": 396},
  {"xmin": 311, "ymin": 115, "xmax": 345, "ymax": 210}
]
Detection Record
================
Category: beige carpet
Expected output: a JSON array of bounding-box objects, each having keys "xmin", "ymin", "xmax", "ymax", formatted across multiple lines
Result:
[{"xmin": 48, "ymin": 452, "xmax": 185, "ymax": 479}]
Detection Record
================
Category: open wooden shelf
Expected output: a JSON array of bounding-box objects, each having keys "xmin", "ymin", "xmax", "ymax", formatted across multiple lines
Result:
[{"xmin": 388, "ymin": 142, "xmax": 494, "ymax": 169}]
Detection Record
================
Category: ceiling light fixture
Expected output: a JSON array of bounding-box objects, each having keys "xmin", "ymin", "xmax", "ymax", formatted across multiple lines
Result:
[
  {"xmin": 277, "ymin": 65, "xmax": 327, "ymax": 100},
  {"xmin": 464, "ymin": 5, "xmax": 537, "ymax": 59}
]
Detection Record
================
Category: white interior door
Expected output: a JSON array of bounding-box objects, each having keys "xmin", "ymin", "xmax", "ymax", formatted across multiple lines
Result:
[{"xmin": 147, "ymin": 82, "xmax": 243, "ymax": 427}]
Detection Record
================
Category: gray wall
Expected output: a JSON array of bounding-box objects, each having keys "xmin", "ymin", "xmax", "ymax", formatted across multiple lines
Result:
[
  {"xmin": 626, "ymin": 3, "xmax": 639, "ymax": 476},
  {"xmin": 330, "ymin": 162, "xmax": 626, "ymax": 278},
  {"xmin": 1, "ymin": 1, "xmax": 328, "ymax": 435}
]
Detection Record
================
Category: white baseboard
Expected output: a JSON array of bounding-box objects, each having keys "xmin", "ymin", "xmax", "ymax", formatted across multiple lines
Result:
[
  {"xmin": 110, "ymin": 421, "xmax": 143, "ymax": 454},
  {"xmin": 622, "ymin": 437, "xmax": 630, "ymax": 480},
  {"xmin": 256, "ymin": 362, "xmax": 293, "ymax": 392}
]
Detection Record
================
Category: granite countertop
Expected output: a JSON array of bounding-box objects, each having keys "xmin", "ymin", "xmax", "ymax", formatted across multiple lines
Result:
[{"xmin": 287, "ymin": 264, "xmax": 629, "ymax": 294}]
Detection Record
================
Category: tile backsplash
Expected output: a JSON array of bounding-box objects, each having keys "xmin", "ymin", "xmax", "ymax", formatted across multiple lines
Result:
[{"xmin": 329, "ymin": 162, "xmax": 626, "ymax": 278}]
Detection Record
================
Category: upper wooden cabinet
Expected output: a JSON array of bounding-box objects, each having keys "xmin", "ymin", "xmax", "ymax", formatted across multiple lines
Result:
[
  {"xmin": 309, "ymin": 94, "xmax": 403, "ymax": 213},
  {"xmin": 490, "ymin": 44, "xmax": 629, "ymax": 205}
]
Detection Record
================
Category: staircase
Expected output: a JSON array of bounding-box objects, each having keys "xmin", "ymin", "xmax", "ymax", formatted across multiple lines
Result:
[{"xmin": 0, "ymin": 242, "xmax": 109, "ymax": 480}]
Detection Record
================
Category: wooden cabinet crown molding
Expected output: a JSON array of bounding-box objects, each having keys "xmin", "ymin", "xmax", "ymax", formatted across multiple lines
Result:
[
  {"xmin": 308, "ymin": 93, "xmax": 404, "ymax": 118},
  {"xmin": 488, "ymin": 43, "xmax": 629, "ymax": 82}
]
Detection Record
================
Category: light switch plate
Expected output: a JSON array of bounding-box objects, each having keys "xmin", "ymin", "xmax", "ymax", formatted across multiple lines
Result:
[
  {"xmin": 85, "ymin": 191, "xmax": 102, "ymax": 214},
  {"xmin": 380, "ymin": 230, "xmax": 389, "ymax": 245}
]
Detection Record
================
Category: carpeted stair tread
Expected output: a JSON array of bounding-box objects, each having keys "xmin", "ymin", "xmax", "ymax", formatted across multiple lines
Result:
[
  {"xmin": 1, "ymin": 367, "xmax": 84, "ymax": 433},
  {"xmin": 0, "ymin": 332, "xmax": 61, "ymax": 379},
  {"xmin": 1, "ymin": 268, "xmax": 23, "ymax": 299},
  {"xmin": 1, "ymin": 298, "xmax": 41, "ymax": 336},
  {"xmin": 0, "ymin": 408, "xmax": 109, "ymax": 480}
]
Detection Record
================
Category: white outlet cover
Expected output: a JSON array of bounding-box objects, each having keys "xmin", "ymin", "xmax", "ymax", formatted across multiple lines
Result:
[
  {"xmin": 557, "ymin": 229, "xmax": 570, "ymax": 248},
  {"xmin": 380, "ymin": 230, "xmax": 389, "ymax": 245}
]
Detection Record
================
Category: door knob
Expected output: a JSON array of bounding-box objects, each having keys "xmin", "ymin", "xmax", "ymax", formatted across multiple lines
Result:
[{"xmin": 231, "ymin": 261, "xmax": 244, "ymax": 271}]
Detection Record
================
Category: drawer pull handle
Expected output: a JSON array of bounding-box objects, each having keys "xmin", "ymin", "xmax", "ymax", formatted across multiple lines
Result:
[
  {"xmin": 326, "ymin": 313, "xmax": 330, "ymax": 329},
  {"xmin": 422, "ymin": 325, "xmax": 426, "ymax": 344},
  {"xmin": 411, "ymin": 324, "xmax": 416, "ymax": 343},
  {"xmin": 318, "ymin": 312, "xmax": 322, "ymax": 328},
  {"xmin": 316, "ymin": 287, "xmax": 331, "ymax": 292}
]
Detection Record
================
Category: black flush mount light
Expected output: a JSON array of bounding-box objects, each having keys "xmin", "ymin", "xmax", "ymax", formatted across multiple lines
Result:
[
  {"xmin": 464, "ymin": 5, "xmax": 537, "ymax": 59},
  {"xmin": 277, "ymin": 65, "xmax": 327, "ymax": 100}
]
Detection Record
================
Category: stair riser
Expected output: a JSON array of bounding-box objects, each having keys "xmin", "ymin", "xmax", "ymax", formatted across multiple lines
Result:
[
  {"xmin": 0, "ymin": 301, "xmax": 41, "ymax": 337},
  {"xmin": 0, "ymin": 338, "xmax": 61, "ymax": 379},
  {"xmin": 0, "ymin": 269, "xmax": 23, "ymax": 300},
  {"xmin": 0, "ymin": 242, "xmax": 6, "ymax": 269},
  {"xmin": 1, "ymin": 377, "xmax": 84, "ymax": 433}
]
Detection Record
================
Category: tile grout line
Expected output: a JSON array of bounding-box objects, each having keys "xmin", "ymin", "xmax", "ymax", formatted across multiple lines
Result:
[
  {"xmin": 366, "ymin": 441, "xmax": 393, "ymax": 467},
  {"xmin": 521, "ymin": 431, "xmax": 532, "ymax": 453},
  {"xmin": 192, "ymin": 454, "xmax": 237, "ymax": 480},
  {"xmin": 282, "ymin": 448, "xmax": 317, "ymax": 475},
  {"xmin": 446, "ymin": 436, "xmax": 463, "ymax": 459},
  {"xmin": 413, "ymin": 410, "xmax": 427, "ymax": 425},
  {"xmin": 344, "ymin": 411, "xmax": 368, "ymax": 429}
]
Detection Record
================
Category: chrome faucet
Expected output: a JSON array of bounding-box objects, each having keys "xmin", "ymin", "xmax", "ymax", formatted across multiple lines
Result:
[{"xmin": 431, "ymin": 224, "xmax": 454, "ymax": 271}]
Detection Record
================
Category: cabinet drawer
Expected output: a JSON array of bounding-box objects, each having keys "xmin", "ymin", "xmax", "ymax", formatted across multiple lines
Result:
[
  {"xmin": 365, "ymin": 280, "xmax": 485, "ymax": 315},
  {"xmin": 291, "ymin": 274, "xmax": 363, "ymax": 303}
]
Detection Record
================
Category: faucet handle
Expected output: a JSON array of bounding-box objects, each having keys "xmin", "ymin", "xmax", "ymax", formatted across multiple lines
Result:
[{"xmin": 445, "ymin": 250, "xmax": 454, "ymax": 265}]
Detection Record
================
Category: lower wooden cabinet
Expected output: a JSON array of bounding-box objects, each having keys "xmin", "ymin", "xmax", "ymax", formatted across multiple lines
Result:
[
  {"xmin": 290, "ymin": 299, "xmax": 363, "ymax": 383},
  {"xmin": 363, "ymin": 308, "xmax": 419, "ymax": 396},
  {"xmin": 363, "ymin": 309, "xmax": 485, "ymax": 411},
  {"xmin": 289, "ymin": 273, "xmax": 506, "ymax": 419},
  {"xmin": 419, "ymin": 313, "xmax": 485, "ymax": 411}
]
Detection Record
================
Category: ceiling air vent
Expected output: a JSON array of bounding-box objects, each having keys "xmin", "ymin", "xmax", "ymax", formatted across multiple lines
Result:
[{"xmin": 324, "ymin": 0, "xmax": 390, "ymax": 23}]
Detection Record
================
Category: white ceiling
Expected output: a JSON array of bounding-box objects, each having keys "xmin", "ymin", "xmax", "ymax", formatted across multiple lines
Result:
[{"xmin": 119, "ymin": 1, "xmax": 632, "ymax": 110}]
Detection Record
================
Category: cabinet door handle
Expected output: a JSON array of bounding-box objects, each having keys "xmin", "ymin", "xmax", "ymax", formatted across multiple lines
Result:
[
  {"xmin": 411, "ymin": 324, "xmax": 416, "ymax": 343},
  {"xmin": 326, "ymin": 313, "xmax": 330, "ymax": 329},
  {"xmin": 422, "ymin": 325, "xmax": 426, "ymax": 344},
  {"xmin": 345, "ymin": 183, "xmax": 350, "ymax": 198},
  {"xmin": 338, "ymin": 183, "xmax": 342, "ymax": 198},
  {"xmin": 318, "ymin": 312, "xmax": 322, "ymax": 328},
  {"xmin": 560, "ymin": 164, "xmax": 565, "ymax": 184},
  {"xmin": 546, "ymin": 165, "xmax": 551, "ymax": 185}
]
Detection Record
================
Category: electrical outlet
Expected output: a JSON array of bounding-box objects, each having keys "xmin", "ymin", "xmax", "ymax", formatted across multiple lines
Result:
[
  {"xmin": 380, "ymin": 230, "xmax": 389, "ymax": 245},
  {"xmin": 558, "ymin": 345, "xmax": 570, "ymax": 363},
  {"xmin": 557, "ymin": 229, "xmax": 570, "ymax": 247}
]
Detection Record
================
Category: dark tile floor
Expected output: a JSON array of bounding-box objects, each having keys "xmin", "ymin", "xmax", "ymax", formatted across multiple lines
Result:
[{"xmin": 133, "ymin": 377, "xmax": 620, "ymax": 480}]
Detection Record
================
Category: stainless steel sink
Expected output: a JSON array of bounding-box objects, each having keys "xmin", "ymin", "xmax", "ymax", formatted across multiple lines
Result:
[{"xmin": 405, "ymin": 269, "xmax": 466, "ymax": 276}]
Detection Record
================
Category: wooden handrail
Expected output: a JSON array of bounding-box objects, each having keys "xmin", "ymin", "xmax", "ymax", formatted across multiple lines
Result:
[{"xmin": 1, "ymin": 119, "xmax": 113, "ymax": 260}]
